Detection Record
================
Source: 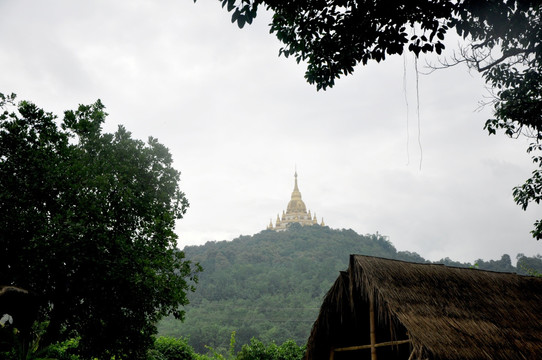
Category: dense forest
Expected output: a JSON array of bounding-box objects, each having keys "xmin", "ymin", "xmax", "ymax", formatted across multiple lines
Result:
[{"xmin": 158, "ymin": 224, "xmax": 542, "ymax": 354}]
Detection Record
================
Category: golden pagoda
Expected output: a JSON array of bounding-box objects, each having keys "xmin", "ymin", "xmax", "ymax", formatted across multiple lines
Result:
[{"xmin": 267, "ymin": 172, "xmax": 324, "ymax": 231}]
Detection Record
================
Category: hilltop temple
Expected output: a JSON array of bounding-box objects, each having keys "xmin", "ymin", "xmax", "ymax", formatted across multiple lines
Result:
[{"xmin": 267, "ymin": 172, "xmax": 325, "ymax": 231}]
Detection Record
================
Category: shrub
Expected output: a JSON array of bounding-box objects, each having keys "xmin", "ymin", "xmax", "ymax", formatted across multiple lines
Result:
[
  {"xmin": 151, "ymin": 337, "xmax": 196, "ymax": 360},
  {"xmin": 236, "ymin": 338, "xmax": 305, "ymax": 360}
]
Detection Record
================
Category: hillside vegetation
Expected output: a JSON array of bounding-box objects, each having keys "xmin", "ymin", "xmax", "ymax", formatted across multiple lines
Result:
[{"xmin": 159, "ymin": 224, "xmax": 542, "ymax": 354}]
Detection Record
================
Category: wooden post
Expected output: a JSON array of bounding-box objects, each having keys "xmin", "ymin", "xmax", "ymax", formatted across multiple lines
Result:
[{"xmin": 369, "ymin": 294, "xmax": 377, "ymax": 360}]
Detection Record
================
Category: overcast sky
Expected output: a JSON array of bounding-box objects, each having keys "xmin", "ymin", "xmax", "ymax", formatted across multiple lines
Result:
[{"xmin": 1, "ymin": 0, "xmax": 540, "ymax": 263}]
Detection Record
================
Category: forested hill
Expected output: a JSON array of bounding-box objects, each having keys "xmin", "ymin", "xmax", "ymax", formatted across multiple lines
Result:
[{"xmin": 158, "ymin": 224, "xmax": 542, "ymax": 354}]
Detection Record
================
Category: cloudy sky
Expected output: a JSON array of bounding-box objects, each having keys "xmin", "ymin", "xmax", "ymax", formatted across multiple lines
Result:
[{"xmin": 1, "ymin": 0, "xmax": 540, "ymax": 263}]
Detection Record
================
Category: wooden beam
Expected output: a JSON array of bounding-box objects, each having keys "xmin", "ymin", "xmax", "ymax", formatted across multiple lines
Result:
[{"xmin": 333, "ymin": 339, "xmax": 411, "ymax": 352}]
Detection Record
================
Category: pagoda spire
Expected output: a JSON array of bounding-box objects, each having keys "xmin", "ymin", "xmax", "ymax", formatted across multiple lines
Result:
[
  {"xmin": 266, "ymin": 170, "xmax": 325, "ymax": 231},
  {"xmin": 291, "ymin": 171, "xmax": 302, "ymax": 201}
]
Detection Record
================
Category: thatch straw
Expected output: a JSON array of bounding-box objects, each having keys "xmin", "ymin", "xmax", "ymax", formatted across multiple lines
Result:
[{"xmin": 306, "ymin": 255, "xmax": 542, "ymax": 360}]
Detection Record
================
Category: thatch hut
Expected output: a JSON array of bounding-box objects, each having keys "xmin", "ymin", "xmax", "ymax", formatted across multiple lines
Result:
[{"xmin": 306, "ymin": 255, "xmax": 542, "ymax": 360}]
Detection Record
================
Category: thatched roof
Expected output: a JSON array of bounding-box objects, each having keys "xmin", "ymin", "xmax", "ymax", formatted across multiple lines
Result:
[{"xmin": 306, "ymin": 255, "xmax": 542, "ymax": 360}]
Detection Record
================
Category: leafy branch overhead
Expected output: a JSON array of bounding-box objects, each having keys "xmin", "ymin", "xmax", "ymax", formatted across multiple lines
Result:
[
  {"xmin": 203, "ymin": 0, "xmax": 542, "ymax": 240},
  {"xmin": 214, "ymin": 0, "xmax": 539, "ymax": 90}
]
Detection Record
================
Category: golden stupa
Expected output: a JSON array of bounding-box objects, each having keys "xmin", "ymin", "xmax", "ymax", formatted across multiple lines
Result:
[{"xmin": 267, "ymin": 172, "xmax": 324, "ymax": 231}]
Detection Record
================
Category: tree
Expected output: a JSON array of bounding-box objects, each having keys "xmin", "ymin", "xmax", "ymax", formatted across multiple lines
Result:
[
  {"xmin": 208, "ymin": 0, "xmax": 542, "ymax": 239},
  {"xmin": 516, "ymin": 253, "xmax": 542, "ymax": 276},
  {"xmin": 474, "ymin": 254, "xmax": 515, "ymax": 273},
  {"xmin": 0, "ymin": 93, "xmax": 200, "ymax": 359}
]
